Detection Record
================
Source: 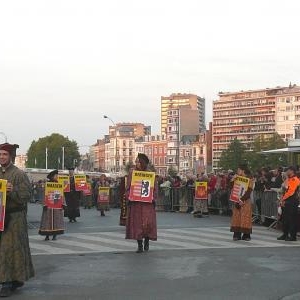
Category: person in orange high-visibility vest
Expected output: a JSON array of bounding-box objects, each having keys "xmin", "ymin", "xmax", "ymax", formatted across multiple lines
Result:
[{"xmin": 277, "ymin": 166, "xmax": 300, "ymax": 241}]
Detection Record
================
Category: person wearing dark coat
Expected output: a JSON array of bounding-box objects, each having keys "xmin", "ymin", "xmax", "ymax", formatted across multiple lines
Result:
[{"xmin": 64, "ymin": 168, "xmax": 81, "ymax": 222}]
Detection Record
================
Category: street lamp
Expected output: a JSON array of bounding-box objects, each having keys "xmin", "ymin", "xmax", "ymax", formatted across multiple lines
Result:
[{"xmin": 103, "ymin": 115, "xmax": 118, "ymax": 173}]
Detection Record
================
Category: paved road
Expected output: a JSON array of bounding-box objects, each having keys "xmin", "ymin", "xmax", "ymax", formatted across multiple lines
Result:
[{"xmin": 11, "ymin": 204, "xmax": 300, "ymax": 300}]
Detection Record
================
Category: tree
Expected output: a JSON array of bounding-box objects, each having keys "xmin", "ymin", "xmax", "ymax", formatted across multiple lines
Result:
[
  {"xmin": 26, "ymin": 133, "xmax": 80, "ymax": 169},
  {"xmin": 219, "ymin": 138, "xmax": 246, "ymax": 171},
  {"xmin": 245, "ymin": 133, "xmax": 287, "ymax": 171}
]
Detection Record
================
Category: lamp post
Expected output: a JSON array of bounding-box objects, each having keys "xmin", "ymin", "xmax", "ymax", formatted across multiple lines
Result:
[
  {"xmin": 103, "ymin": 115, "xmax": 118, "ymax": 173},
  {"xmin": 62, "ymin": 146, "xmax": 65, "ymax": 170}
]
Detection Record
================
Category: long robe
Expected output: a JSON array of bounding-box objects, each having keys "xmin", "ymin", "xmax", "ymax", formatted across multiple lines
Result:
[
  {"xmin": 0, "ymin": 163, "xmax": 35, "ymax": 283},
  {"xmin": 230, "ymin": 177, "xmax": 253, "ymax": 234},
  {"xmin": 38, "ymin": 178, "xmax": 65, "ymax": 236},
  {"xmin": 64, "ymin": 176, "xmax": 80, "ymax": 219},
  {"xmin": 125, "ymin": 169, "xmax": 157, "ymax": 241}
]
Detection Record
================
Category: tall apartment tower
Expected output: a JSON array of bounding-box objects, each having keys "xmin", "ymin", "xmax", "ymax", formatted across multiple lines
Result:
[
  {"xmin": 161, "ymin": 93, "xmax": 205, "ymax": 135},
  {"xmin": 212, "ymin": 84, "xmax": 300, "ymax": 169}
]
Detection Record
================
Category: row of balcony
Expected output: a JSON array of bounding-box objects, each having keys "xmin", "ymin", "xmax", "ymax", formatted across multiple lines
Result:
[
  {"xmin": 213, "ymin": 102, "xmax": 275, "ymax": 111},
  {"xmin": 213, "ymin": 120, "xmax": 276, "ymax": 127},
  {"xmin": 213, "ymin": 111, "xmax": 275, "ymax": 118},
  {"xmin": 213, "ymin": 128, "xmax": 275, "ymax": 135}
]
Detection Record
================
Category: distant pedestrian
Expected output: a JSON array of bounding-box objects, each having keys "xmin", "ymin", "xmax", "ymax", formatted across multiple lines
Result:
[
  {"xmin": 64, "ymin": 167, "xmax": 81, "ymax": 222},
  {"xmin": 277, "ymin": 166, "xmax": 300, "ymax": 241},
  {"xmin": 38, "ymin": 169, "xmax": 65, "ymax": 241},
  {"xmin": 95, "ymin": 174, "xmax": 110, "ymax": 216},
  {"xmin": 0, "ymin": 143, "xmax": 34, "ymax": 297}
]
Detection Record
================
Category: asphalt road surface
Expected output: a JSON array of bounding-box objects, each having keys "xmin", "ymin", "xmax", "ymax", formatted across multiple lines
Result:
[{"xmin": 9, "ymin": 204, "xmax": 300, "ymax": 300}]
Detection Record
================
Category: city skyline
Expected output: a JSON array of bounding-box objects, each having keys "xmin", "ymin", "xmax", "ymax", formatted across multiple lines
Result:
[{"xmin": 1, "ymin": 0, "xmax": 299, "ymax": 154}]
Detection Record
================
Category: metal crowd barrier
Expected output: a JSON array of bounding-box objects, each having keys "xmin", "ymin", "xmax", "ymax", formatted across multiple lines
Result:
[{"xmin": 260, "ymin": 190, "xmax": 279, "ymax": 229}]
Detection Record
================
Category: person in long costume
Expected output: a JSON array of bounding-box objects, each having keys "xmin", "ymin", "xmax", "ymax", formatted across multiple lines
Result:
[
  {"xmin": 64, "ymin": 168, "xmax": 81, "ymax": 222},
  {"xmin": 125, "ymin": 153, "xmax": 157, "ymax": 253},
  {"xmin": 230, "ymin": 164, "xmax": 254, "ymax": 241},
  {"xmin": 38, "ymin": 169, "xmax": 65, "ymax": 241},
  {"xmin": 0, "ymin": 143, "xmax": 34, "ymax": 297}
]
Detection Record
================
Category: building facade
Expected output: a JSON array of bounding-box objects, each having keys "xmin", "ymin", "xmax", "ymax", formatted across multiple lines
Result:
[
  {"xmin": 161, "ymin": 93, "xmax": 205, "ymax": 135},
  {"xmin": 212, "ymin": 84, "xmax": 300, "ymax": 169}
]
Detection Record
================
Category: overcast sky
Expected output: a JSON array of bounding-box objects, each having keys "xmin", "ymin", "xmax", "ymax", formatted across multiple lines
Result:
[{"xmin": 1, "ymin": 0, "xmax": 300, "ymax": 154}]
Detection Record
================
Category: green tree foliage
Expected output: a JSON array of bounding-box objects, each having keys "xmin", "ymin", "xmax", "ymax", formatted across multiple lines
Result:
[
  {"xmin": 245, "ymin": 133, "xmax": 287, "ymax": 171},
  {"xmin": 219, "ymin": 138, "xmax": 246, "ymax": 171},
  {"xmin": 26, "ymin": 133, "xmax": 80, "ymax": 169}
]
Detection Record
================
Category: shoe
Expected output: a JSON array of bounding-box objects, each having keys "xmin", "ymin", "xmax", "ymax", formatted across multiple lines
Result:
[
  {"xmin": 44, "ymin": 236, "xmax": 50, "ymax": 241},
  {"xmin": 10, "ymin": 281, "xmax": 24, "ymax": 291},
  {"xmin": 73, "ymin": 219, "xmax": 77, "ymax": 222},
  {"xmin": 144, "ymin": 238, "xmax": 149, "ymax": 251},
  {"xmin": 233, "ymin": 233, "xmax": 241, "ymax": 241},
  {"xmin": 277, "ymin": 234, "xmax": 287, "ymax": 241},
  {"xmin": 285, "ymin": 237, "xmax": 297, "ymax": 241},
  {"xmin": 136, "ymin": 240, "xmax": 143, "ymax": 253},
  {"xmin": 0, "ymin": 287, "xmax": 12, "ymax": 297},
  {"xmin": 69, "ymin": 219, "xmax": 73, "ymax": 223},
  {"xmin": 52, "ymin": 235, "xmax": 57, "ymax": 241},
  {"xmin": 242, "ymin": 234, "xmax": 251, "ymax": 241},
  {"xmin": 101, "ymin": 211, "xmax": 105, "ymax": 216}
]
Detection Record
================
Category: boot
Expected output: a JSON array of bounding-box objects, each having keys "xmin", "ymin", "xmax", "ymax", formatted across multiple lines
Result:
[
  {"xmin": 11, "ymin": 281, "xmax": 24, "ymax": 291},
  {"xmin": 136, "ymin": 240, "xmax": 143, "ymax": 253},
  {"xmin": 44, "ymin": 235, "xmax": 49, "ymax": 241},
  {"xmin": 277, "ymin": 234, "xmax": 287, "ymax": 241},
  {"xmin": 144, "ymin": 237, "xmax": 149, "ymax": 251},
  {"xmin": 101, "ymin": 210, "xmax": 105, "ymax": 217},
  {"xmin": 233, "ymin": 232, "xmax": 241, "ymax": 241},
  {"xmin": 242, "ymin": 234, "xmax": 251, "ymax": 241},
  {"xmin": 52, "ymin": 235, "xmax": 57, "ymax": 241}
]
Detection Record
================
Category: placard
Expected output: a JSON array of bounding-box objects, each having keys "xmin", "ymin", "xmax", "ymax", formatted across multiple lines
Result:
[
  {"xmin": 229, "ymin": 176, "xmax": 250, "ymax": 203},
  {"xmin": 44, "ymin": 182, "xmax": 64, "ymax": 209},
  {"xmin": 98, "ymin": 186, "xmax": 110, "ymax": 203},
  {"xmin": 0, "ymin": 179, "xmax": 7, "ymax": 231},
  {"xmin": 83, "ymin": 182, "xmax": 92, "ymax": 196},
  {"xmin": 74, "ymin": 175, "xmax": 88, "ymax": 191},
  {"xmin": 195, "ymin": 181, "xmax": 208, "ymax": 200},
  {"xmin": 128, "ymin": 171, "xmax": 155, "ymax": 203},
  {"xmin": 58, "ymin": 175, "xmax": 70, "ymax": 193}
]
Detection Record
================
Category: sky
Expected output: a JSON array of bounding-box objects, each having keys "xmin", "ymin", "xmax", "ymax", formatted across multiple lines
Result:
[{"xmin": 1, "ymin": 0, "xmax": 300, "ymax": 154}]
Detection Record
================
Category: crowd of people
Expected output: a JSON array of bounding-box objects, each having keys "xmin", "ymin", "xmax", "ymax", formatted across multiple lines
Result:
[{"xmin": 1, "ymin": 140, "xmax": 300, "ymax": 297}]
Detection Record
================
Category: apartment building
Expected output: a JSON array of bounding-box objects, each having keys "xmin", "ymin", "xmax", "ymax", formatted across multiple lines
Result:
[
  {"xmin": 275, "ymin": 84, "xmax": 300, "ymax": 140},
  {"xmin": 212, "ymin": 84, "xmax": 300, "ymax": 169},
  {"xmin": 161, "ymin": 93, "xmax": 205, "ymax": 135},
  {"xmin": 104, "ymin": 123, "xmax": 151, "ymax": 173}
]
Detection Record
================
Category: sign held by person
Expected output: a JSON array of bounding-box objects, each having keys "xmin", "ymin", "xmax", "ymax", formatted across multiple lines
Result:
[
  {"xmin": 128, "ymin": 171, "xmax": 155, "ymax": 203},
  {"xmin": 44, "ymin": 182, "xmax": 64, "ymax": 209},
  {"xmin": 229, "ymin": 176, "xmax": 250, "ymax": 203},
  {"xmin": 0, "ymin": 179, "xmax": 7, "ymax": 231}
]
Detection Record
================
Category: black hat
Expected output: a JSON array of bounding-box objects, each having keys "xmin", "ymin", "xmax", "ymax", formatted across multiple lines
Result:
[
  {"xmin": 68, "ymin": 167, "xmax": 75, "ymax": 171},
  {"xmin": 137, "ymin": 153, "xmax": 149, "ymax": 164},
  {"xmin": 47, "ymin": 169, "xmax": 58, "ymax": 180}
]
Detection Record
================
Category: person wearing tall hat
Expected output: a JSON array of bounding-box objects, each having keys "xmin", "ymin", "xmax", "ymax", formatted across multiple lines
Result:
[
  {"xmin": 125, "ymin": 153, "xmax": 158, "ymax": 253},
  {"xmin": 38, "ymin": 170, "xmax": 65, "ymax": 241},
  {"xmin": 64, "ymin": 167, "xmax": 81, "ymax": 222},
  {"xmin": 0, "ymin": 143, "xmax": 34, "ymax": 297}
]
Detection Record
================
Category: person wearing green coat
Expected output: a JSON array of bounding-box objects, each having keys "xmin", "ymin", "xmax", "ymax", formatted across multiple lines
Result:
[{"xmin": 0, "ymin": 143, "xmax": 34, "ymax": 297}]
